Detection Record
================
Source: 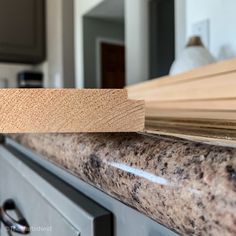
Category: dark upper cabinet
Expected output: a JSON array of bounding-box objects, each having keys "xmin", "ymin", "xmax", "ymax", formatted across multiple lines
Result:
[{"xmin": 0, "ymin": 0, "xmax": 46, "ymax": 64}]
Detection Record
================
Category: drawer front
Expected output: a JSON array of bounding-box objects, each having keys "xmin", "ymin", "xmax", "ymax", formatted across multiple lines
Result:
[
  {"xmin": 0, "ymin": 145, "xmax": 112, "ymax": 236},
  {"xmin": 0, "ymin": 153, "xmax": 79, "ymax": 236}
]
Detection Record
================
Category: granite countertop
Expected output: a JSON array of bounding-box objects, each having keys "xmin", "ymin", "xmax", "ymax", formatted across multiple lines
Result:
[{"xmin": 9, "ymin": 133, "xmax": 236, "ymax": 236}]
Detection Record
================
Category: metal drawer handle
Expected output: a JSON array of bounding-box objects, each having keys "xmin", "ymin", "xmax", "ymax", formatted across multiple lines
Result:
[{"xmin": 0, "ymin": 199, "xmax": 30, "ymax": 234}]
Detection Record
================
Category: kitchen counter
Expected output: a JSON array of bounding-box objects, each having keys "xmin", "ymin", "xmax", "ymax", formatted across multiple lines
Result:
[{"xmin": 9, "ymin": 133, "xmax": 236, "ymax": 236}]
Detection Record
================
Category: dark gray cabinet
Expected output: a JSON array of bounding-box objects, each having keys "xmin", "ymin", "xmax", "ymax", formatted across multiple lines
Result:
[
  {"xmin": 0, "ymin": 142, "xmax": 112, "ymax": 236},
  {"xmin": 0, "ymin": 0, "xmax": 46, "ymax": 64}
]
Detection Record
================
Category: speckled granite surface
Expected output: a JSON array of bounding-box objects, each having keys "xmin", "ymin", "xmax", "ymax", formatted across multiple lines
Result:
[{"xmin": 9, "ymin": 133, "xmax": 236, "ymax": 236}]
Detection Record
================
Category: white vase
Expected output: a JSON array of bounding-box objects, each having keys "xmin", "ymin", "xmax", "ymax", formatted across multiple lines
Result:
[{"xmin": 169, "ymin": 36, "xmax": 215, "ymax": 75}]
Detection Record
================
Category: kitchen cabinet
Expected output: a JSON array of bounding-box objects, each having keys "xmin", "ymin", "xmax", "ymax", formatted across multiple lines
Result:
[
  {"xmin": 0, "ymin": 0, "xmax": 45, "ymax": 64},
  {"xmin": 0, "ymin": 138, "xmax": 178, "ymax": 236},
  {"xmin": 0, "ymin": 140, "xmax": 112, "ymax": 236}
]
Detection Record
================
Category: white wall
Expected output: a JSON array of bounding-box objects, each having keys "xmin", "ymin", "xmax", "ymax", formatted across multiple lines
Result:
[
  {"xmin": 186, "ymin": 0, "xmax": 236, "ymax": 60},
  {"xmin": 74, "ymin": 0, "xmax": 104, "ymax": 88},
  {"xmin": 83, "ymin": 17, "xmax": 124, "ymax": 88},
  {"xmin": 125, "ymin": 0, "xmax": 149, "ymax": 85},
  {"xmin": 0, "ymin": 63, "xmax": 32, "ymax": 87},
  {"xmin": 175, "ymin": 0, "xmax": 186, "ymax": 58},
  {"xmin": 39, "ymin": 0, "xmax": 63, "ymax": 88},
  {"xmin": 75, "ymin": 0, "xmax": 151, "ymax": 86},
  {"xmin": 40, "ymin": 0, "xmax": 75, "ymax": 88}
]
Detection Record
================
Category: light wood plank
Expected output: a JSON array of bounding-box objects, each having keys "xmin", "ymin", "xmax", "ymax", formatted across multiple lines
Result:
[
  {"xmin": 128, "ymin": 72, "xmax": 236, "ymax": 101},
  {"xmin": 127, "ymin": 58, "xmax": 236, "ymax": 143},
  {"xmin": 143, "ymin": 130, "xmax": 236, "ymax": 148},
  {"xmin": 145, "ymin": 98, "xmax": 236, "ymax": 111},
  {"xmin": 0, "ymin": 89, "xmax": 145, "ymax": 133},
  {"xmin": 128, "ymin": 57, "xmax": 236, "ymax": 94},
  {"xmin": 145, "ymin": 108, "xmax": 236, "ymax": 120}
]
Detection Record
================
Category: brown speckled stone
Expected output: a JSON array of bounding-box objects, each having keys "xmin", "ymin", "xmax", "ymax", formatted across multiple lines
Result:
[{"xmin": 9, "ymin": 133, "xmax": 236, "ymax": 236}]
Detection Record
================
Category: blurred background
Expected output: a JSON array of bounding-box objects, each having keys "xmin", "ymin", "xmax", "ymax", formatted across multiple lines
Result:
[{"xmin": 0, "ymin": 0, "xmax": 235, "ymax": 88}]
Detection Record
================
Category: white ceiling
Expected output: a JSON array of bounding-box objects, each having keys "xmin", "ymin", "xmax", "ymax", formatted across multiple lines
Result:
[{"xmin": 85, "ymin": 0, "xmax": 124, "ymax": 22}]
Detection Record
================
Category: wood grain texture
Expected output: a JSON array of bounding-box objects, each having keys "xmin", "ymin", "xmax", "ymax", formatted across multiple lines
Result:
[
  {"xmin": 143, "ymin": 130, "xmax": 236, "ymax": 148},
  {"xmin": 127, "ymin": 58, "xmax": 236, "ymax": 143},
  {"xmin": 0, "ymin": 89, "xmax": 145, "ymax": 133},
  {"xmin": 128, "ymin": 57, "xmax": 236, "ymax": 95},
  {"xmin": 128, "ymin": 72, "xmax": 236, "ymax": 102},
  {"xmin": 145, "ymin": 98, "xmax": 236, "ymax": 111}
]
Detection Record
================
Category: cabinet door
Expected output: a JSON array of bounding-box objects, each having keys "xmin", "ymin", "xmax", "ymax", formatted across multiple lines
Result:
[
  {"xmin": 0, "ymin": 0, "xmax": 45, "ymax": 64},
  {"xmin": 0, "ymin": 154, "xmax": 79, "ymax": 236},
  {"xmin": 0, "ymin": 145, "xmax": 112, "ymax": 236}
]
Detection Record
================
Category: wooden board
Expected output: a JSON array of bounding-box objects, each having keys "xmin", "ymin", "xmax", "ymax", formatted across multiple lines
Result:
[
  {"xmin": 145, "ymin": 108, "xmax": 236, "ymax": 120},
  {"xmin": 128, "ymin": 57, "xmax": 236, "ymax": 94},
  {"xmin": 128, "ymin": 72, "xmax": 236, "ymax": 102},
  {"xmin": 127, "ymin": 58, "xmax": 236, "ymax": 144},
  {"xmin": 142, "ymin": 130, "xmax": 236, "ymax": 148},
  {"xmin": 144, "ymin": 116, "xmax": 236, "ymax": 147},
  {"xmin": 0, "ymin": 89, "xmax": 145, "ymax": 133},
  {"xmin": 145, "ymin": 98, "xmax": 236, "ymax": 110}
]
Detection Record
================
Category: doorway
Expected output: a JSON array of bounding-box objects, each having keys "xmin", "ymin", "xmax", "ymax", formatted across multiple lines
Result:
[{"xmin": 98, "ymin": 40, "xmax": 125, "ymax": 88}]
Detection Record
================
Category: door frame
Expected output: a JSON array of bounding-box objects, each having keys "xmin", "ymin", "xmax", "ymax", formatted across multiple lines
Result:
[{"xmin": 96, "ymin": 37, "xmax": 125, "ymax": 88}]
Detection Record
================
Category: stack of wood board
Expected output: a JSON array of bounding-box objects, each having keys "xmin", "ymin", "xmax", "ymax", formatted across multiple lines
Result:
[
  {"xmin": 128, "ymin": 58, "xmax": 236, "ymax": 144},
  {"xmin": 0, "ymin": 89, "xmax": 145, "ymax": 133}
]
